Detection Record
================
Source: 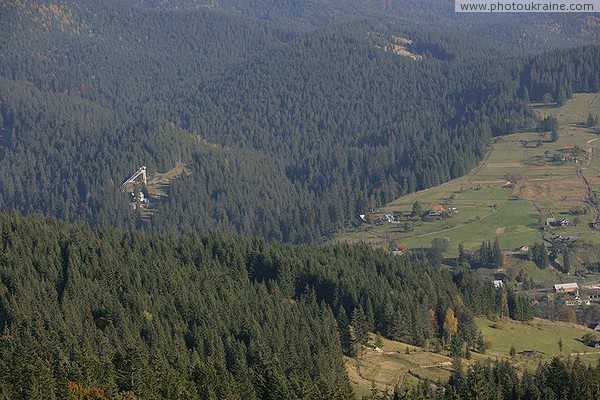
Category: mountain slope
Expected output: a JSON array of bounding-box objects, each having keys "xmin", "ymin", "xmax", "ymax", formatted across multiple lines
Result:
[
  {"xmin": 1, "ymin": 1, "xmax": 599, "ymax": 243},
  {"xmin": 0, "ymin": 212, "xmax": 485, "ymax": 398}
]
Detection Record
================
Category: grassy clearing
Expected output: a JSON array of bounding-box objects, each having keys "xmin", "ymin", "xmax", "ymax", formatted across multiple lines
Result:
[
  {"xmin": 477, "ymin": 317, "xmax": 600, "ymax": 363},
  {"xmin": 347, "ymin": 318, "xmax": 600, "ymax": 396},
  {"xmin": 336, "ymin": 93, "xmax": 600, "ymax": 255},
  {"xmin": 146, "ymin": 162, "xmax": 191, "ymax": 197},
  {"xmin": 345, "ymin": 336, "xmax": 454, "ymax": 396}
]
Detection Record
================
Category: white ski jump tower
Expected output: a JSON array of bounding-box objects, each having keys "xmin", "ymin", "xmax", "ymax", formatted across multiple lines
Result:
[{"xmin": 121, "ymin": 166, "xmax": 147, "ymax": 192}]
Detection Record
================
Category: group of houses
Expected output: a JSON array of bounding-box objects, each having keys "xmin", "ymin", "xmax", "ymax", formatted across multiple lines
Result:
[
  {"xmin": 557, "ymin": 145, "xmax": 585, "ymax": 162},
  {"xmin": 371, "ymin": 213, "xmax": 404, "ymax": 225},
  {"xmin": 554, "ymin": 283, "xmax": 594, "ymax": 306},
  {"xmin": 559, "ymin": 145, "xmax": 577, "ymax": 162},
  {"xmin": 367, "ymin": 204, "xmax": 457, "ymax": 225}
]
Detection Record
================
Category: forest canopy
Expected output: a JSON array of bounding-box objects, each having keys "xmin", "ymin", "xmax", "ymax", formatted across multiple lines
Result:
[{"xmin": 2, "ymin": 1, "xmax": 598, "ymax": 242}]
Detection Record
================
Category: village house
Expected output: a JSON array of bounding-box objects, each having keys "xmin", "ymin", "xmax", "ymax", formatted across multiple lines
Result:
[
  {"xmin": 550, "ymin": 234, "xmax": 581, "ymax": 243},
  {"xmin": 428, "ymin": 205, "xmax": 445, "ymax": 217},
  {"xmin": 426, "ymin": 205, "xmax": 457, "ymax": 219},
  {"xmin": 385, "ymin": 214, "xmax": 401, "ymax": 224},
  {"xmin": 559, "ymin": 218, "xmax": 573, "ymax": 227},
  {"xmin": 559, "ymin": 153, "xmax": 575, "ymax": 162},
  {"xmin": 553, "ymin": 283, "xmax": 579, "ymax": 296},
  {"xmin": 546, "ymin": 218, "xmax": 574, "ymax": 228}
]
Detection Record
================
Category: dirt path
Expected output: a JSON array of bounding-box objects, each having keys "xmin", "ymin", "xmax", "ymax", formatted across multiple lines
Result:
[
  {"xmin": 589, "ymin": 93, "xmax": 600, "ymax": 109},
  {"xmin": 410, "ymin": 210, "xmax": 496, "ymax": 239},
  {"xmin": 577, "ymin": 167, "xmax": 600, "ymax": 225}
]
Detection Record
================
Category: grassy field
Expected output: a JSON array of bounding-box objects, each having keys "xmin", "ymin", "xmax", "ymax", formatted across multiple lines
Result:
[
  {"xmin": 477, "ymin": 317, "xmax": 600, "ymax": 369},
  {"xmin": 347, "ymin": 318, "xmax": 600, "ymax": 396},
  {"xmin": 336, "ymin": 93, "xmax": 600, "ymax": 255},
  {"xmin": 345, "ymin": 335, "xmax": 454, "ymax": 397}
]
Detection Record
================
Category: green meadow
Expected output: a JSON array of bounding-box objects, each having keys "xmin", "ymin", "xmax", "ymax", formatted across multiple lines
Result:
[
  {"xmin": 337, "ymin": 93, "xmax": 600, "ymax": 255},
  {"xmin": 346, "ymin": 318, "xmax": 600, "ymax": 396}
]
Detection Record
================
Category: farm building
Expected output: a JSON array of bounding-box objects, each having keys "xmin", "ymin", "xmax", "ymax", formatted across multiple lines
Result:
[
  {"xmin": 492, "ymin": 280, "xmax": 503, "ymax": 288},
  {"xmin": 431, "ymin": 205, "xmax": 445, "ymax": 212},
  {"xmin": 546, "ymin": 218, "xmax": 574, "ymax": 228},
  {"xmin": 560, "ymin": 153, "xmax": 575, "ymax": 161},
  {"xmin": 553, "ymin": 283, "xmax": 579, "ymax": 295}
]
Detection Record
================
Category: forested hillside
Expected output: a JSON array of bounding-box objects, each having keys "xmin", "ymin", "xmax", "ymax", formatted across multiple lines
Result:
[
  {"xmin": 0, "ymin": 213, "xmax": 592, "ymax": 399},
  {"xmin": 3, "ymin": 1, "xmax": 600, "ymax": 398},
  {"xmin": 1, "ymin": 1, "xmax": 599, "ymax": 244},
  {"xmin": 0, "ymin": 212, "xmax": 494, "ymax": 398}
]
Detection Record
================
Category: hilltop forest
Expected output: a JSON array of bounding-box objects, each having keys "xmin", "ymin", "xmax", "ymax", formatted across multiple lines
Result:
[{"xmin": 1, "ymin": 1, "xmax": 599, "ymax": 243}]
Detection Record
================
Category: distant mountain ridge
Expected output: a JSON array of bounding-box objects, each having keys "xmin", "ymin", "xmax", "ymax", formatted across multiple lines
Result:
[{"xmin": 138, "ymin": 0, "xmax": 600, "ymax": 49}]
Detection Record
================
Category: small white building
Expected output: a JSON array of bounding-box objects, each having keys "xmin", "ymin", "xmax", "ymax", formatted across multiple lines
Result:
[{"xmin": 492, "ymin": 280, "xmax": 503, "ymax": 289}]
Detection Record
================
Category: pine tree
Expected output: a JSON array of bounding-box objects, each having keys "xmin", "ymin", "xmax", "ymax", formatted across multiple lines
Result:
[
  {"xmin": 551, "ymin": 127, "xmax": 559, "ymax": 142},
  {"xmin": 458, "ymin": 242, "xmax": 466, "ymax": 264},
  {"xmin": 587, "ymin": 113, "xmax": 595, "ymax": 128},
  {"xmin": 563, "ymin": 247, "xmax": 571, "ymax": 274},
  {"xmin": 336, "ymin": 307, "xmax": 355, "ymax": 357},
  {"xmin": 492, "ymin": 238, "xmax": 503, "ymax": 268},
  {"xmin": 499, "ymin": 286, "xmax": 509, "ymax": 319},
  {"xmin": 411, "ymin": 201, "xmax": 422, "ymax": 217},
  {"xmin": 351, "ymin": 307, "xmax": 369, "ymax": 358},
  {"xmin": 466, "ymin": 363, "xmax": 491, "ymax": 400},
  {"xmin": 448, "ymin": 356, "xmax": 465, "ymax": 396},
  {"xmin": 558, "ymin": 338, "xmax": 563, "ymax": 353}
]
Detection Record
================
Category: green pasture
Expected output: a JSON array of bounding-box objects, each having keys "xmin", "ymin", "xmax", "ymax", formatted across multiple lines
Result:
[
  {"xmin": 336, "ymin": 93, "xmax": 600, "ymax": 254},
  {"xmin": 477, "ymin": 317, "xmax": 600, "ymax": 361}
]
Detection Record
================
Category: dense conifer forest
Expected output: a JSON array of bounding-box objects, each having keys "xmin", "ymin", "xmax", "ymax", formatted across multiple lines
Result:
[
  {"xmin": 2, "ymin": 1, "xmax": 600, "ymax": 398},
  {"xmin": 0, "ymin": 212, "xmax": 561, "ymax": 399},
  {"xmin": 2, "ymin": 1, "xmax": 599, "ymax": 242},
  {"xmin": 0, "ymin": 213, "xmax": 593, "ymax": 399},
  {"xmin": 0, "ymin": 213, "xmax": 474, "ymax": 397}
]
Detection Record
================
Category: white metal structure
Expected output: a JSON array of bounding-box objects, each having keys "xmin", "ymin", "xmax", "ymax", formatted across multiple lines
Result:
[{"xmin": 122, "ymin": 166, "xmax": 147, "ymax": 190}]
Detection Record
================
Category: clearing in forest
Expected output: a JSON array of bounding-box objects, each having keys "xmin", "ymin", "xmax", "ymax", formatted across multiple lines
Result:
[
  {"xmin": 346, "ymin": 319, "xmax": 600, "ymax": 397},
  {"xmin": 146, "ymin": 162, "xmax": 191, "ymax": 198},
  {"xmin": 336, "ymin": 93, "xmax": 600, "ymax": 255}
]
